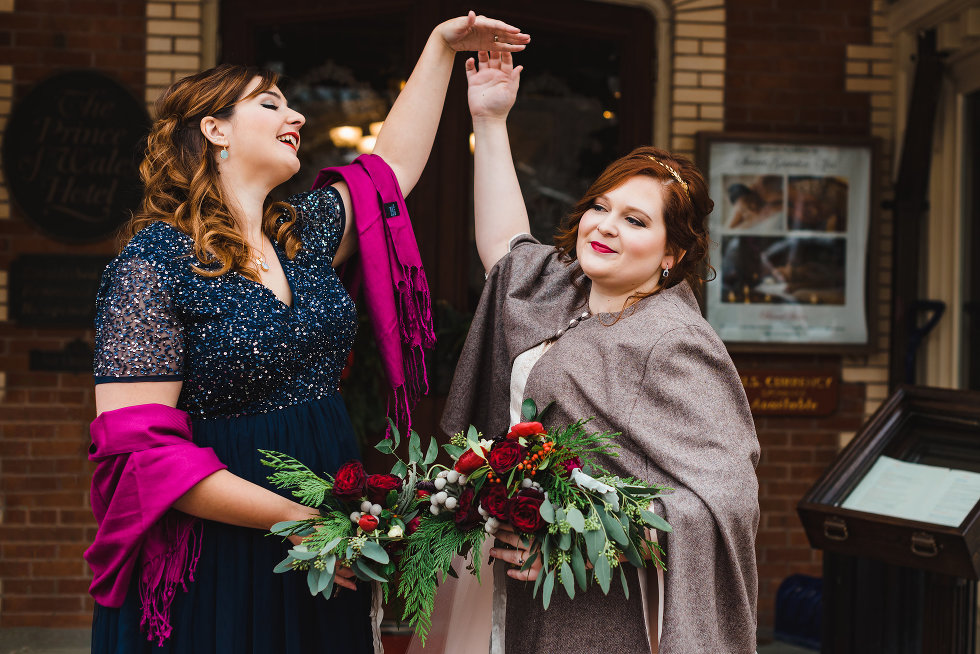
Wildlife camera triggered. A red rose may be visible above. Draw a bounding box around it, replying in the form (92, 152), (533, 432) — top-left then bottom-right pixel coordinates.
(454, 448), (487, 474)
(416, 490), (431, 500)
(518, 487), (545, 501)
(406, 516), (421, 535)
(506, 421), (544, 440)
(509, 495), (544, 533)
(358, 514), (379, 532)
(454, 487), (481, 529)
(562, 456), (582, 478)
(480, 484), (512, 520)
(366, 474), (403, 504)
(487, 440), (522, 474)
(333, 461), (367, 501)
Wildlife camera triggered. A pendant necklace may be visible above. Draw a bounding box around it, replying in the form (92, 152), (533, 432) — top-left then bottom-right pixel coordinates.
(255, 254), (270, 272)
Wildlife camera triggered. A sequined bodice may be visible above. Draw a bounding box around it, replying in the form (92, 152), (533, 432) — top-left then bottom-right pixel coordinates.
(93, 188), (357, 419)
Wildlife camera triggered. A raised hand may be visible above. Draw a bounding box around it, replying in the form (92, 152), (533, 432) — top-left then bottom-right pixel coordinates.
(438, 11), (530, 53)
(466, 51), (523, 121)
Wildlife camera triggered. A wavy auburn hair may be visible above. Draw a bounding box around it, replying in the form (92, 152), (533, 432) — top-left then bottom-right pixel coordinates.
(555, 145), (715, 303)
(126, 64), (301, 281)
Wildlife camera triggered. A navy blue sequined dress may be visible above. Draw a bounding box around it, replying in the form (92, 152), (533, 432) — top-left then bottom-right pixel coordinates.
(90, 187), (373, 654)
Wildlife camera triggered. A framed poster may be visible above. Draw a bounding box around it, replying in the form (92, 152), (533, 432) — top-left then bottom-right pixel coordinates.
(697, 133), (878, 352)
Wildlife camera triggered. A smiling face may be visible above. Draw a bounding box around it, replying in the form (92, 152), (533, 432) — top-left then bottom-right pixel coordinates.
(204, 77), (306, 190)
(575, 174), (677, 302)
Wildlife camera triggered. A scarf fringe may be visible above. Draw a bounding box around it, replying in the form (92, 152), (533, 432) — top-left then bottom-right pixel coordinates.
(138, 515), (202, 646)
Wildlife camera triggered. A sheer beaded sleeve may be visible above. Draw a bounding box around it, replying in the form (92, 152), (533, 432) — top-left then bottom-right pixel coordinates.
(289, 186), (346, 262)
(93, 256), (184, 384)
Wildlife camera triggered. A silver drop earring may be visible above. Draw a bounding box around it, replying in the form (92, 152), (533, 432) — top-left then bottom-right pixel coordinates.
(662, 267), (670, 278)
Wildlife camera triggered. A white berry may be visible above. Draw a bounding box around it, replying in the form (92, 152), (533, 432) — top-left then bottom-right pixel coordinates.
(444, 497), (458, 510)
(430, 505), (440, 515)
(435, 491), (448, 504)
(370, 504), (383, 516)
(434, 478), (447, 491)
(350, 512), (361, 522)
(458, 474), (468, 485)
(446, 471), (460, 484)
(437, 470), (449, 479)
(360, 501), (372, 513)
(521, 478), (533, 488)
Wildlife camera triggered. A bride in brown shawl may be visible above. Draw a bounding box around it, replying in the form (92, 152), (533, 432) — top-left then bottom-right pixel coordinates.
(440, 51), (761, 653)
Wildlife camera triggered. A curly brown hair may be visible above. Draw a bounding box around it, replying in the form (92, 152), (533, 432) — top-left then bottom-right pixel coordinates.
(554, 145), (715, 306)
(126, 64), (302, 281)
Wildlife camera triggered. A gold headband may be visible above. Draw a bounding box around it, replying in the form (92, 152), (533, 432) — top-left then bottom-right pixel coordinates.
(646, 156), (690, 201)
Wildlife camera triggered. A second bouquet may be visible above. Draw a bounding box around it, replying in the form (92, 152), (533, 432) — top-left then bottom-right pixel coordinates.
(261, 399), (673, 645)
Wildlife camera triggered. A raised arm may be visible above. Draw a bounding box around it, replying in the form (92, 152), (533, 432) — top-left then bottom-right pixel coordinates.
(332, 12), (529, 265)
(372, 12), (529, 195)
(466, 51), (530, 272)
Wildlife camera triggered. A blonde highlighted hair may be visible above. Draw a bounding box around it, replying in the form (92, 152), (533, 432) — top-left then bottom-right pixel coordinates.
(127, 64), (301, 280)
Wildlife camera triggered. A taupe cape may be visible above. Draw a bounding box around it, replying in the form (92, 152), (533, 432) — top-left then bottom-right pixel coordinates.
(442, 236), (760, 654)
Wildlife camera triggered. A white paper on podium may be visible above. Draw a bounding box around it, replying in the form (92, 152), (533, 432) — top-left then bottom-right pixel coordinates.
(840, 455), (980, 527)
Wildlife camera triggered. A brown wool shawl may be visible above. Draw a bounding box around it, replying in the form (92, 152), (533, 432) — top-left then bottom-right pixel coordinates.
(442, 236), (760, 654)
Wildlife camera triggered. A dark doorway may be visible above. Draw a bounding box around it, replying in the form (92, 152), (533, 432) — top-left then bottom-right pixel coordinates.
(964, 89), (980, 390)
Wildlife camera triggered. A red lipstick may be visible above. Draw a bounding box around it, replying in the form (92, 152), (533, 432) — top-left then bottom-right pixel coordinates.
(590, 241), (615, 254)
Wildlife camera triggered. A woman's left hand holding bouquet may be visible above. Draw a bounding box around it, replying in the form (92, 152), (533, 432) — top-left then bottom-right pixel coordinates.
(490, 523), (544, 581)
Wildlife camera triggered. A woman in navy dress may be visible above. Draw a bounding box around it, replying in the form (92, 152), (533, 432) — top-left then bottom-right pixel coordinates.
(88, 13), (529, 653)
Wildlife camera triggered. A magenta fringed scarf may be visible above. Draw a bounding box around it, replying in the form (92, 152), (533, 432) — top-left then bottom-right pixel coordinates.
(85, 403), (226, 644)
(312, 154), (436, 431)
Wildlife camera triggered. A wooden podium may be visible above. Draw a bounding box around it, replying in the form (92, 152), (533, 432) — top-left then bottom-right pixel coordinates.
(798, 386), (980, 653)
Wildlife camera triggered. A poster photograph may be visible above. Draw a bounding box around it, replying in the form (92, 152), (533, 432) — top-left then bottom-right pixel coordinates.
(698, 134), (876, 350)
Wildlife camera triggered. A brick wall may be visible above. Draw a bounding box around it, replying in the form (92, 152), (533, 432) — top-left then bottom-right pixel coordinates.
(0, 0), (146, 628)
(725, 0), (891, 638)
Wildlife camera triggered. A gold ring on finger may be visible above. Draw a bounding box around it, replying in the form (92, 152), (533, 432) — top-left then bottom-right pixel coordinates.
(493, 34), (499, 43)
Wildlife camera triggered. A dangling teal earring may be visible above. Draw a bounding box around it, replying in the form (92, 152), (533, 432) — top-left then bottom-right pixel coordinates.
(220, 146), (229, 160)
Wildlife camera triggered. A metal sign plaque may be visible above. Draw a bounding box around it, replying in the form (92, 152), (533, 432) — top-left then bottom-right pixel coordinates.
(740, 369), (839, 416)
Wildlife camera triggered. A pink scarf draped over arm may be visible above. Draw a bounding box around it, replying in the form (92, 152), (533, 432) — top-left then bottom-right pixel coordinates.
(312, 154), (435, 431)
(84, 403), (226, 644)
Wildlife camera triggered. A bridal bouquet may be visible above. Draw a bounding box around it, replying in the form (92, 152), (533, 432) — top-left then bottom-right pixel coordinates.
(261, 399), (672, 645)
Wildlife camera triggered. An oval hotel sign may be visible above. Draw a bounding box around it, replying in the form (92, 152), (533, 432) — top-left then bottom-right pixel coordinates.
(1, 70), (150, 242)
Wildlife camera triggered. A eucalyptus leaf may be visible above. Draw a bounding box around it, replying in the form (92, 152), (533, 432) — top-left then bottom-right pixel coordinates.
(360, 540), (390, 564)
(307, 567), (321, 595)
(270, 520), (303, 535)
(595, 555), (612, 594)
(542, 570), (555, 610)
(521, 398), (537, 421)
(540, 535), (553, 565)
(555, 507), (566, 524)
(353, 559), (389, 583)
(320, 573), (335, 600)
(558, 531), (572, 551)
(346, 546), (355, 560)
(350, 560), (374, 582)
(273, 555), (295, 574)
(619, 565), (630, 599)
(316, 565), (332, 594)
(391, 460), (408, 478)
(566, 506), (585, 533)
(374, 439), (394, 455)
(290, 548), (318, 561)
(323, 554), (336, 577)
(423, 437), (439, 466)
(539, 499), (555, 524)
(640, 509), (673, 533)
(443, 443), (465, 459)
(469, 441), (485, 456)
(321, 537), (342, 555)
(533, 566), (545, 598)
(598, 509), (629, 546)
(570, 546), (587, 591)
(408, 431), (423, 464)
(560, 562), (575, 599)
(623, 541), (644, 568)
(386, 418), (401, 449)
(585, 529), (604, 564)
(466, 425), (479, 444)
